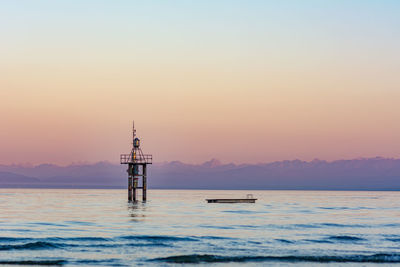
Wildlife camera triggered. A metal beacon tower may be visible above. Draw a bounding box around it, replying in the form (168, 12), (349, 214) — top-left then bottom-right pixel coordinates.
(120, 122), (152, 202)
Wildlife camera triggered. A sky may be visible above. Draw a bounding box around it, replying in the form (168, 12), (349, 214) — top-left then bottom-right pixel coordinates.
(1, 0), (400, 165)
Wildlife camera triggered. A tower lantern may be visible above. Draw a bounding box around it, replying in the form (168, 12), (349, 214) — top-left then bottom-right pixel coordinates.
(120, 122), (152, 202)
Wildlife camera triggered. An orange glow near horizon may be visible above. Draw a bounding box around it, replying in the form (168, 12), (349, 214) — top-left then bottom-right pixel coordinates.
(1, 1), (400, 165)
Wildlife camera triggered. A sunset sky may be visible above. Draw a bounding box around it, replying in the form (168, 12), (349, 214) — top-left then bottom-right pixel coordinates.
(1, 1), (400, 165)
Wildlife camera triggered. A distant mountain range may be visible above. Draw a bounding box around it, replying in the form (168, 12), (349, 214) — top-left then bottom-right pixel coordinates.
(1, 157), (400, 190)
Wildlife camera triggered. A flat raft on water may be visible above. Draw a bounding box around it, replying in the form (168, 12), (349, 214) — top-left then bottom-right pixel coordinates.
(206, 194), (257, 203)
(206, 198), (257, 203)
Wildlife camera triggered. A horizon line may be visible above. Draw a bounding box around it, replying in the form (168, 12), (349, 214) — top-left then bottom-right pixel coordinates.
(1, 156), (399, 168)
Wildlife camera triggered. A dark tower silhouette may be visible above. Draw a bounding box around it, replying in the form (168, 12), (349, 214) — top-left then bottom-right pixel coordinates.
(120, 122), (152, 202)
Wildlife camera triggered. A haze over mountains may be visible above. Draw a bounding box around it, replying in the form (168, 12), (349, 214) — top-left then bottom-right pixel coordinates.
(0, 157), (399, 190)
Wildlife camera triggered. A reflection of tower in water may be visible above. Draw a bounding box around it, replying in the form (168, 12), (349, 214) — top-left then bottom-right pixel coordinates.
(120, 122), (152, 202)
(127, 202), (147, 221)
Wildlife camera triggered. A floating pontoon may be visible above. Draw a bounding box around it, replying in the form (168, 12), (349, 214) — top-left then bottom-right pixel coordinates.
(206, 194), (257, 203)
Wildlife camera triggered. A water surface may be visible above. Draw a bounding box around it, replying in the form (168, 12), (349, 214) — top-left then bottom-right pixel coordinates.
(0, 189), (400, 266)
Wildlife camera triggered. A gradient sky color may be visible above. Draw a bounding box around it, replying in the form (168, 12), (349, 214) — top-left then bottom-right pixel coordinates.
(1, 1), (400, 165)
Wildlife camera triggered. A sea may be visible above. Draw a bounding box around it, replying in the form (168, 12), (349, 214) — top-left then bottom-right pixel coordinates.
(0, 189), (400, 266)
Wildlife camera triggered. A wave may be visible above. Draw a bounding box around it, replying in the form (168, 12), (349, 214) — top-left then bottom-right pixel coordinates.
(328, 235), (365, 241)
(382, 223), (400, 227)
(233, 224), (260, 229)
(0, 228), (35, 232)
(206, 223), (338, 231)
(150, 253), (400, 263)
(0, 237), (30, 242)
(28, 222), (67, 227)
(387, 238), (400, 242)
(261, 223), (321, 230)
(0, 235), (194, 251)
(320, 223), (366, 228)
(127, 242), (169, 247)
(0, 235), (233, 244)
(0, 241), (63, 251)
(0, 236), (111, 243)
(275, 239), (294, 244)
(64, 221), (96, 226)
(222, 210), (265, 214)
(0, 241), (175, 250)
(291, 223), (320, 228)
(196, 236), (235, 240)
(0, 260), (65, 265)
(302, 235), (365, 244)
(75, 259), (123, 265)
(199, 225), (235, 229)
(119, 235), (197, 242)
(304, 239), (333, 244)
(320, 223), (400, 228)
(318, 207), (354, 210)
(51, 236), (110, 242)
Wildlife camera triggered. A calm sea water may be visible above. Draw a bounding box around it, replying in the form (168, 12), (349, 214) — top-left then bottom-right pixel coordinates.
(0, 189), (400, 266)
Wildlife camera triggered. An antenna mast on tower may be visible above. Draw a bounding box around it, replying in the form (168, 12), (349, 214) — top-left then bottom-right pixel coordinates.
(120, 122), (152, 202)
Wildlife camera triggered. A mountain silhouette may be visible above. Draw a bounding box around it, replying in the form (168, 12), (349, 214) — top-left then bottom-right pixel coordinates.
(0, 157), (399, 190)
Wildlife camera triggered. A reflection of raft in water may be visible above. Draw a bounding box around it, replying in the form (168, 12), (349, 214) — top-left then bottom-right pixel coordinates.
(206, 194), (257, 203)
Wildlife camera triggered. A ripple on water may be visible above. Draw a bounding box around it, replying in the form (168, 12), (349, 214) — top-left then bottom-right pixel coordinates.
(0, 241), (64, 251)
(222, 210), (266, 214)
(327, 235), (365, 242)
(275, 239), (295, 244)
(118, 235), (197, 242)
(199, 225), (235, 230)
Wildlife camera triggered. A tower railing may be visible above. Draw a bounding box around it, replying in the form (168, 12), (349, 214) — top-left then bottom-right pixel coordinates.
(120, 154), (152, 164)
